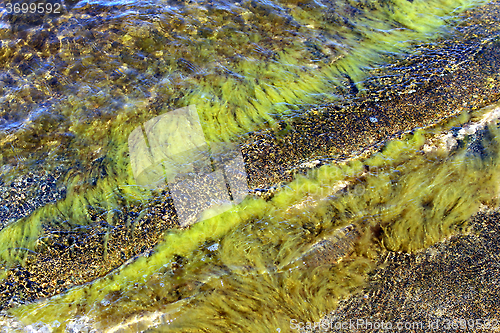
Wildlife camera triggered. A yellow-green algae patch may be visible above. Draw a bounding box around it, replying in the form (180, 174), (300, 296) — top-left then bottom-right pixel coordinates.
(0, 0), (497, 327)
(186, 0), (489, 141)
(8, 104), (500, 331)
(0, 0), (490, 270)
(0, 0), (490, 282)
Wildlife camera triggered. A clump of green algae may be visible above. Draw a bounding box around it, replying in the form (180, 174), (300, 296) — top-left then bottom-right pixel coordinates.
(0, 0), (489, 266)
(0, 0), (499, 330)
(8, 103), (500, 331)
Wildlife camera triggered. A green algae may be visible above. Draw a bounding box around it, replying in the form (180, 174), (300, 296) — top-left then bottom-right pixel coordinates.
(186, 0), (488, 141)
(1, 0), (500, 329)
(0, 0), (490, 261)
(8, 103), (500, 331)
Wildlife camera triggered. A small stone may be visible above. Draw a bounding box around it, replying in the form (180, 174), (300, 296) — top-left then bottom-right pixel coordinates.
(207, 243), (219, 252)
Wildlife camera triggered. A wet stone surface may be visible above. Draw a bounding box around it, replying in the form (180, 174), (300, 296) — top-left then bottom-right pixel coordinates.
(0, 167), (66, 229)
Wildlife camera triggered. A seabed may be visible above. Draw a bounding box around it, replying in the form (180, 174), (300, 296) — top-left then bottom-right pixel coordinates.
(0, 0), (499, 332)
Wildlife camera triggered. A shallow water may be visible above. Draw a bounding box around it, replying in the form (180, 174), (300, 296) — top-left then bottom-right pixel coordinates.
(0, 0), (499, 332)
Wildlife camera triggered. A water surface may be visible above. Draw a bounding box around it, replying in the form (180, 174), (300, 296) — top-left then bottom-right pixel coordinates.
(0, 0), (499, 331)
